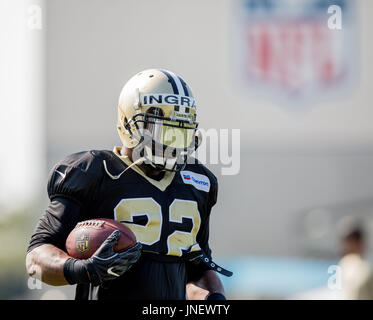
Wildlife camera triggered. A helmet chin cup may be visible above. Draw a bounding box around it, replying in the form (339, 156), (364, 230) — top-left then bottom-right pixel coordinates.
(133, 141), (190, 172)
(149, 157), (187, 173)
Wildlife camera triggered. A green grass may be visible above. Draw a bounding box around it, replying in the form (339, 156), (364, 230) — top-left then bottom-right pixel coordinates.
(0, 206), (36, 299)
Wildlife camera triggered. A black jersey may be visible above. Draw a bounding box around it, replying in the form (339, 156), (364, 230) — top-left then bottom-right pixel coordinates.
(27, 147), (219, 300)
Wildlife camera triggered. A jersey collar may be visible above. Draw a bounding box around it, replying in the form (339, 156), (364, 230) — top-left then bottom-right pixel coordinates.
(112, 146), (175, 192)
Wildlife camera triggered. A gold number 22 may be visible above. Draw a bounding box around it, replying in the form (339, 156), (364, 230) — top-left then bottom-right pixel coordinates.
(114, 198), (201, 257)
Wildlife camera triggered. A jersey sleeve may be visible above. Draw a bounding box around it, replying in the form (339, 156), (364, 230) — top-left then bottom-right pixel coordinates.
(27, 151), (103, 253)
(197, 170), (218, 258)
(27, 197), (84, 253)
(186, 169), (219, 282)
(47, 151), (102, 205)
(208, 172), (218, 208)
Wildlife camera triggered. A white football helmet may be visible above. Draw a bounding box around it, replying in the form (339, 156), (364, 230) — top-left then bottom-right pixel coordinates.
(117, 69), (199, 172)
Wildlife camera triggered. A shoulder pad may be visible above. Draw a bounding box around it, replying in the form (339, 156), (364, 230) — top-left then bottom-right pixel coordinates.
(96, 150), (129, 179)
(47, 150), (111, 204)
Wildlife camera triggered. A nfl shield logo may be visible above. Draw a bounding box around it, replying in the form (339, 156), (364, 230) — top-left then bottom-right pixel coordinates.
(76, 233), (90, 253)
(232, 0), (357, 106)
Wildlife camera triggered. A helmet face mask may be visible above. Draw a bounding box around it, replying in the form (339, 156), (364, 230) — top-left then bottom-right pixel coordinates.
(117, 69), (199, 172)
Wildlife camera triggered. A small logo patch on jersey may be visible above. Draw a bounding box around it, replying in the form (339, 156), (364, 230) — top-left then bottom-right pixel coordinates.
(180, 171), (210, 192)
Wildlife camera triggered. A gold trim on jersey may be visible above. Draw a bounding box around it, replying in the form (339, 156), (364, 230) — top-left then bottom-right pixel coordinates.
(113, 146), (175, 191)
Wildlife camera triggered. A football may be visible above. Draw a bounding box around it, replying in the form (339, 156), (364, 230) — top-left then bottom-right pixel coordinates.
(65, 218), (137, 259)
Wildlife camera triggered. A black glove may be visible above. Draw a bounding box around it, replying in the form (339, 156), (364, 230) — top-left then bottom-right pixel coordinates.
(205, 292), (226, 300)
(64, 230), (142, 286)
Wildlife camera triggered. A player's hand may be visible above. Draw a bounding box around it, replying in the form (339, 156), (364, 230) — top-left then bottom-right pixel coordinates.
(64, 230), (142, 286)
(86, 230), (142, 285)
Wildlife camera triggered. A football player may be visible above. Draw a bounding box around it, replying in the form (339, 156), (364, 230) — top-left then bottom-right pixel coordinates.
(26, 69), (232, 300)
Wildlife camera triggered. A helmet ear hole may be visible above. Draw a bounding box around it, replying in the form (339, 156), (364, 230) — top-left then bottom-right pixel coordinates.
(122, 117), (129, 132)
(147, 107), (164, 116)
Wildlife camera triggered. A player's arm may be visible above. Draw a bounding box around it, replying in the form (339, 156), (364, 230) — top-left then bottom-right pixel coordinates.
(187, 270), (225, 300)
(26, 197), (83, 286)
(26, 196), (141, 287)
(26, 243), (70, 286)
(26, 158), (141, 287)
(186, 170), (230, 300)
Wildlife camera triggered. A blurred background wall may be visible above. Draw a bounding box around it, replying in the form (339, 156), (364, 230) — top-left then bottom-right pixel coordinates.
(1, 0), (373, 299)
(0, 0), (45, 299)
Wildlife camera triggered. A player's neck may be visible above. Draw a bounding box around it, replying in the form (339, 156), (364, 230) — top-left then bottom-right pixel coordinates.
(120, 146), (165, 180)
